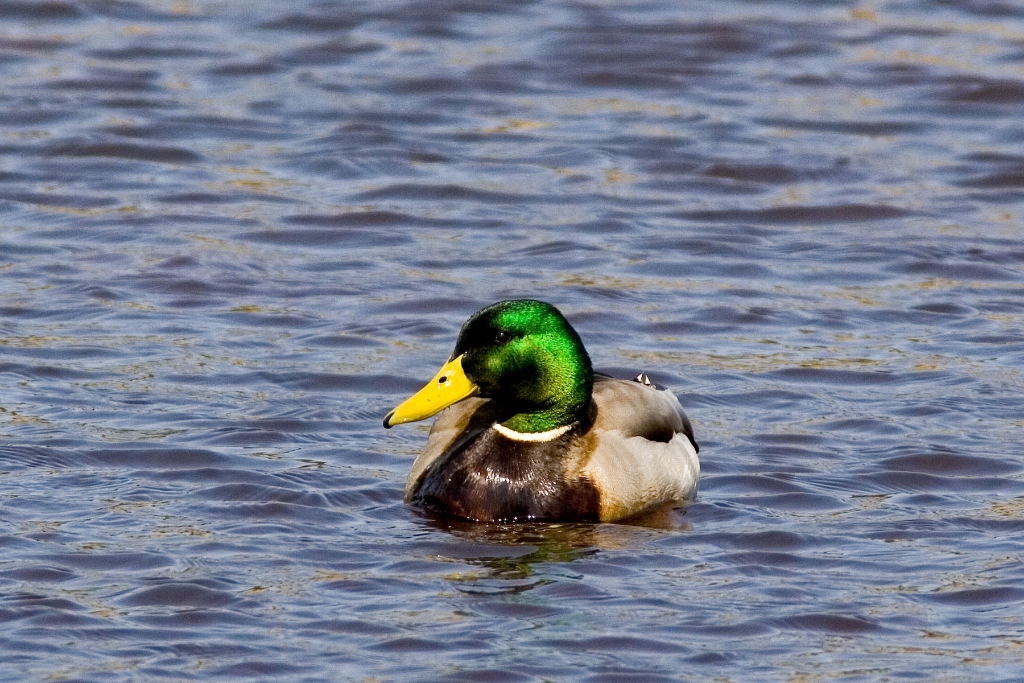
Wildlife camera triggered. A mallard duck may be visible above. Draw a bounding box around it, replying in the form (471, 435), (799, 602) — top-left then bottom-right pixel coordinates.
(383, 299), (699, 523)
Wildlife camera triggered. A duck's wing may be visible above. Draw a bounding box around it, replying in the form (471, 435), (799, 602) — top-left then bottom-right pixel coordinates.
(577, 378), (700, 521)
(591, 375), (697, 449)
(403, 397), (502, 502)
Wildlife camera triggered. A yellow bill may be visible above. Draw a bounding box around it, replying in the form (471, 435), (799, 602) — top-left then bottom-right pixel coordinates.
(383, 354), (480, 428)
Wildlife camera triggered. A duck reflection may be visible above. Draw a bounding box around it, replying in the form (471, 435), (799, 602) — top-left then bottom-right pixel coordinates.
(414, 505), (693, 594)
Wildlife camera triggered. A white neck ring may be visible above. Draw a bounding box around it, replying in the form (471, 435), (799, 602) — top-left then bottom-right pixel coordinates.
(492, 422), (575, 442)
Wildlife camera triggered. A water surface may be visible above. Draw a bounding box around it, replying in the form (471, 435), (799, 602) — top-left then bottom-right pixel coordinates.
(1, 1), (1023, 681)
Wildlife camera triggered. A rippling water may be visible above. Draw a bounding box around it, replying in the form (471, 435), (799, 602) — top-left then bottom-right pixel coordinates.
(2, 0), (1023, 680)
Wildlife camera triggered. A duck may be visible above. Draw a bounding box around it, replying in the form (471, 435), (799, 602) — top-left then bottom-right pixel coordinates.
(383, 299), (699, 523)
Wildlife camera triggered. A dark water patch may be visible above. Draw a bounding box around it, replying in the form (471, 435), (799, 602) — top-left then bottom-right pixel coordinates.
(890, 403), (952, 418)
(49, 142), (202, 164)
(305, 121), (398, 148)
(128, 272), (256, 298)
(659, 174), (770, 194)
(878, 451), (1020, 476)
(716, 530), (806, 551)
(942, 76), (1024, 104)
(156, 191), (255, 204)
(684, 651), (734, 666)
(951, 516), (1024, 534)
(818, 417), (908, 435)
(0, 108), (70, 126)
(767, 367), (900, 385)
(36, 552), (172, 572)
(888, 260), (1018, 281)
(959, 168), (1024, 189)
(219, 310), (321, 329)
(157, 255), (199, 269)
(82, 447), (235, 470)
(0, 566), (77, 582)
(303, 619), (403, 637)
(0, 361), (98, 380)
(209, 661), (310, 678)
(474, 600), (565, 620)
(133, 608), (260, 628)
(0, 1), (82, 19)
(370, 636), (462, 652)
(959, 333), (1024, 345)
(2, 191), (118, 209)
(87, 45), (229, 61)
(98, 97), (176, 110)
(354, 182), (534, 204)
(758, 118), (925, 136)
(385, 76), (482, 95)
(237, 228), (408, 248)
(284, 210), (435, 227)
(119, 582), (237, 608)
(317, 574), (429, 596)
(549, 19), (766, 88)
(47, 76), (157, 93)
(437, 669), (535, 683)
(865, 472), (1014, 494)
(3, 594), (85, 613)
(100, 115), (280, 142)
(778, 613), (879, 634)
(643, 235), (763, 256)
(964, 188), (1024, 203)
(0, 35), (69, 52)
(961, 152), (1024, 164)
(919, 586), (1024, 606)
(911, 302), (976, 316)
(259, 12), (362, 32)
(948, 1), (1024, 18)
(280, 39), (384, 66)
(516, 240), (604, 257)
(583, 672), (681, 683)
(677, 204), (911, 224)
(535, 635), (690, 655)
(300, 332), (383, 348)
(198, 428), (296, 448)
(208, 61), (280, 77)
(702, 163), (802, 184)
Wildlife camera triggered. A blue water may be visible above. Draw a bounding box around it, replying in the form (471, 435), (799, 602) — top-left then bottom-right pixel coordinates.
(1, 1), (1023, 680)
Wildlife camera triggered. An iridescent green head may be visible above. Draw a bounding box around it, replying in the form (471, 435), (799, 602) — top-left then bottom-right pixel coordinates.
(455, 300), (593, 432)
(383, 300), (593, 433)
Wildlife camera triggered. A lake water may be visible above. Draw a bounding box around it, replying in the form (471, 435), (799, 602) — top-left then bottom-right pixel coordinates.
(1, 0), (1023, 680)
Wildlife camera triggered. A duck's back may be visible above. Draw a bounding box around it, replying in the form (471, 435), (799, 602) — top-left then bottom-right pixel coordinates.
(579, 377), (700, 521)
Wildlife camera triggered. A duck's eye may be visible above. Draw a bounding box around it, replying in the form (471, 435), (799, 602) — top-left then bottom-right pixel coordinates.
(494, 330), (512, 344)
